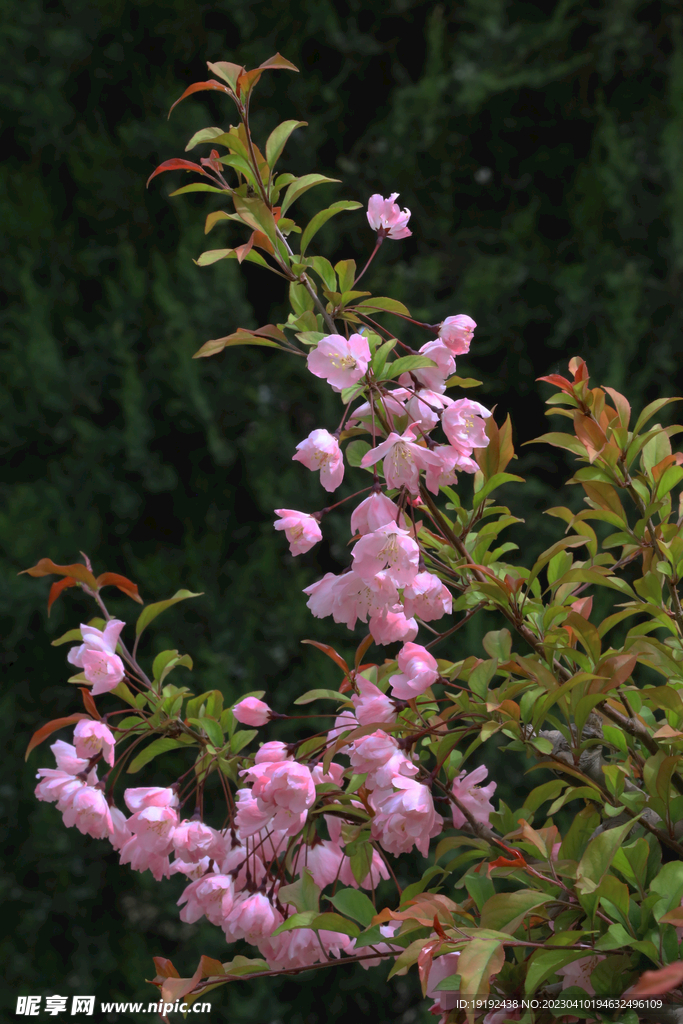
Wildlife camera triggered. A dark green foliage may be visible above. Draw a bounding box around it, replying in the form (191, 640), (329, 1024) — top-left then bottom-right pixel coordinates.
(2, 0), (682, 1019)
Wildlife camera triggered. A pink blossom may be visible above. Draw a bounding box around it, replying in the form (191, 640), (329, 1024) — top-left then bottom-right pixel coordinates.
(365, 751), (419, 792)
(35, 769), (86, 810)
(351, 676), (397, 726)
(405, 389), (452, 431)
(349, 390), (407, 430)
(557, 955), (604, 995)
(402, 571), (452, 622)
(398, 341), (455, 394)
(244, 760), (316, 816)
(67, 619), (126, 696)
(62, 786), (114, 840)
(389, 642), (439, 699)
(261, 924), (354, 969)
(372, 777), (443, 856)
(349, 730), (399, 775)
(118, 836), (171, 881)
(369, 605), (418, 645)
(234, 788), (274, 837)
(438, 314), (476, 355)
(292, 429), (344, 492)
(307, 333), (371, 390)
(172, 820), (221, 863)
(224, 892), (282, 942)
(354, 921), (402, 968)
(274, 509), (322, 555)
(304, 569), (399, 632)
(327, 709), (359, 743)
(128, 805), (179, 854)
(352, 522), (420, 586)
(124, 787), (178, 813)
(350, 492), (401, 537)
(339, 847), (390, 890)
(361, 424), (443, 495)
(311, 761), (345, 787)
(254, 740), (291, 764)
(442, 398), (492, 453)
(170, 856), (212, 882)
(426, 953), (462, 1013)
(51, 739), (91, 775)
(233, 696), (271, 727)
(109, 807), (132, 851)
(73, 719), (116, 766)
(178, 872), (235, 926)
(366, 192), (412, 239)
(451, 765), (496, 829)
(303, 840), (344, 888)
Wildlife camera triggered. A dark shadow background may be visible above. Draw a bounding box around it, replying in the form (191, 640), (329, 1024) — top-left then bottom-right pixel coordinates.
(2, 0), (683, 1020)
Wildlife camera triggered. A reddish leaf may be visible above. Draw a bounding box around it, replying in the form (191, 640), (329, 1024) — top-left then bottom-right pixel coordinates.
(570, 595), (593, 620)
(301, 640), (349, 674)
(418, 938), (444, 997)
(168, 80), (233, 118)
(25, 713), (90, 761)
(79, 688), (101, 720)
(236, 68), (264, 97)
(626, 961), (683, 997)
(537, 373), (574, 394)
(354, 634), (374, 670)
(487, 851), (526, 873)
(19, 558), (98, 591)
(258, 53), (300, 72)
(47, 575), (77, 615)
(95, 572), (143, 604)
(153, 958), (180, 980)
(146, 158), (212, 189)
(569, 356), (589, 382)
(234, 234), (256, 263)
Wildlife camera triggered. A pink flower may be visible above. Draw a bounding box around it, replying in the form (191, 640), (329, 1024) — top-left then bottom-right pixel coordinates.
(239, 761), (316, 836)
(371, 777), (443, 856)
(349, 390), (407, 430)
(172, 820), (221, 863)
(128, 805), (179, 854)
(224, 892), (282, 942)
(354, 921), (402, 969)
(399, 341), (454, 394)
(442, 398), (492, 453)
(304, 569), (399, 632)
(61, 785), (114, 840)
(67, 619), (126, 696)
(339, 847), (390, 890)
(233, 696), (271, 727)
(360, 424), (443, 495)
(35, 769), (86, 810)
(557, 955), (604, 995)
(274, 509), (322, 555)
(109, 807), (132, 851)
(350, 492), (401, 537)
(254, 740), (291, 764)
(327, 710), (359, 743)
(426, 953), (461, 1014)
(438, 314), (476, 355)
(352, 522), (420, 586)
(451, 765), (496, 829)
(261, 923), (354, 969)
(303, 840), (344, 888)
(369, 605), (418, 645)
(51, 739), (91, 775)
(293, 429), (344, 492)
(124, 787), (178, 812)
(389, 642), (439, 699)
(351, 676), (396, 726)
(405, 389), (452, 431)
(118, 836), (171, 881)
(366, 192), (412, 239)
(349, 731), (399, 775)
(307, 333), (371, 390)
(178, 872), (235, 926)
(73, 719), (116, 766)
(234, 788), (274, 836)
(402, 571), (452, 622)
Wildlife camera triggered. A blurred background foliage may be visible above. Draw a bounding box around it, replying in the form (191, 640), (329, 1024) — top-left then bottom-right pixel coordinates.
(2, 0), (683, 1019)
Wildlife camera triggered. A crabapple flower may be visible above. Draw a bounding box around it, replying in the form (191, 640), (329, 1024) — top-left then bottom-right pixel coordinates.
(254, 740), (291, 764)
(398, 341), (455, 394)
(233, 696), (271, 727)
(351, 676), (397, 725)
(438, 314), (476, 355)
(61, 785), (114, 840)
(348, 731), (399, 775)
(349, 390), (407, 430)
(303, 839), (344, 888)
(73, 719), (116, 766)
(67, 619), (126, 696)
(124, 787), (178, 812)
(339, 847), (390, 890)
(402, 571), (453, 622)
(352, 522), (420, 586)
(128, 804), (179, 854)
(405, 389), (452, 431)
(35, 769), (87, 810)
(172, 819), (221, 863)
(366, 192), (412, 239)
(51, 739), (91, 775)
(442, 398), (492, 454)
(224, 892), (282, 942)
(360, 423), (443, 495)
(240, 760), (316, 836)
(109, 807), (132, 851)
(178, 872), (235, 926)
(261, 923), (354, 970)
(371, 777), (443, 856)
(369, 605), (418, 645)
(303, 569), (399, 632)
(118, 836), (171, 881)
(388, 642), (439, 699)
(426, 953), (462, 1015)
(274, 509), (322, 555)
(307, 333), (371, 390)
(451, 765), (496, 829)
(293, 429), (344, 492)
(350, 492), (402, 537)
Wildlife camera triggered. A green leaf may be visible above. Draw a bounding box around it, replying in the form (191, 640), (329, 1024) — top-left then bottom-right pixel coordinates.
(265, 119), (308, 169)
(127, 738), (187, 773)
(280, 174), (340, 217)
(452, 939), (504, 998)
(278, 868), (320, 914)
(233, 195), (279, 246)
(325, 889), (377, 927)
(168, 183), (226, 196)
(294, 689), (351, 705)
(346, 439), (371, 467)
(184, 126), (226, 151)
(310, 912), (360, 937)
(354, 296), (410, 316)
(299, 203), (362, 256)
(633, 397), (682, 436)
(445, 375), (483, 389)
(195, 248), (237, 266)
(229, 728), (257, 754)
(136, 590), (204, 637)
(380, 355), (437, 380)
(305, 255), (337, 292)
(524, 949), (592, 996)
(335, 259), (357, 293)
(51, 627), (87, 647)
(370, 338), (397, 378)
(463, 873), (495, 912)
(271, 911), (318, 935)
(575, 818), (640, 894)
(222, 956), (270, 977)
(479, 891), (553, 934)
(152, 649), (193, 686)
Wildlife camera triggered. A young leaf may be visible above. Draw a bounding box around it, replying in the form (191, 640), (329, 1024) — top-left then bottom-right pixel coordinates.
(25, 713), (90, 761)
(381, 355), (436, 380)
(135, 590), (204, 638)
(265, 119), (308, 169)
(280, 174), (341, 217)
(127, 738), (187, 774)
(298, 203), (362, 256)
